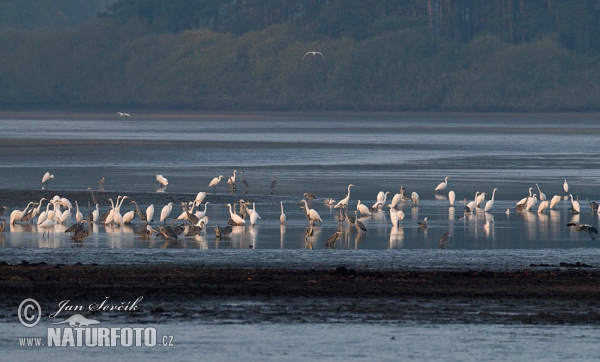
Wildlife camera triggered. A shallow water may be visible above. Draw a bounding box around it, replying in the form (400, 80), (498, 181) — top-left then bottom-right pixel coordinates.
(1, 112), (599, 254)
(4, 322), (600, 361)
(2, 112), (600, 360)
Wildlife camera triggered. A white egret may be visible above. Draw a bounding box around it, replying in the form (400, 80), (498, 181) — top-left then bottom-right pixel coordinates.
(156, 174), (169, 187)
(122, 210), (136, 224)
(303, 51), (325, 60)
(227, 170), (237, 188)
(448, 190), (456, 206)
(92, 204), (100, 223)
(38, 217), (57, 237)
(160, 202), (173, 224)
(435, 176), (449, 192)
(397, 210), (405, 220)
(300, 199), (322, 225)
(410, 192), (419, 205)
(569, 194), (580, 214)
(537, 200), (549, 213)
(42, 172), (54, 187)
(195, 202), (210, 219)
(389, 193), (402, 208)
(517, 187), (534, 206)
(549, 195), (561, 210)
(104, 198), (116, 225)
(10, 202), (34, 224)
(194, 192), (206, 206)
(117, 112), (131, 117)
(476, 192), (486, 208)
(37, 202), (52, 225)
(388, 205), (399, 227)
(484, 188), (498, 212)
(536, 183), (547, 201)
(563, 179), (569, 194)
(371, 191), (389, 211)
(334, 184), (355, 209)
(247, 202), (261, 226)
(525, 194), (538, 211)
(466, 192), (479, 212)
(226, 203), (245, 225)
(146, 204), (155, 223)
(209, 175), (224, 189)
(279, 202), (286, 224)
(75, 201), (83, 223)
(356, 200), (372, 216)
(59, 204), (71, 224)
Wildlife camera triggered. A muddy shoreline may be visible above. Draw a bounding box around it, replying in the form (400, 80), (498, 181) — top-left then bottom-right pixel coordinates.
(2, 263), (600, 325)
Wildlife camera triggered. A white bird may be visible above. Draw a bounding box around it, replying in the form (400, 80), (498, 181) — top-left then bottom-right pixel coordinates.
(303, 51), (325, 60)
(537, 200), (550, 213)
(371, 191), (389, 211)
(160, 202), (173, 224)
(92, 204), (99, 223)
(37, 201), (52, 225)
(209, 175), (224, 189)
(194, 192), (206, 206)
(435, 176), (449, 192)
(227, 203), (245, 225)
(156, 174), (169, 187)
(418, 217), (428, 228)
(146, 204), (155, 223)
(58, 204), (71, 224)
(569, 194), (580, 214)
(334, 184), (355, 209)
(248, 202), (261, 226)
(536, 183), (547, 201)
(466, 192), (479, 212)
(10, 202), (34, 224)
(563, 179), (569, 194)
(476, 192), (486, 208)
(38, 217), (57, 237)
(42, 172), (54, 187)
(195, 202), (210, 219)
(227, 170), (237, 188)
(525, 194), (538, 211)
(279, 202), (286, 225)
(300, 199), (322, 225)
(549, 195), (562, 210)
(356, 200), (372, 216)
(389, 193), (402, 208)
(410, 192), (419, 205)
(517, 187), (534, 206)
(484, 188), (498, 212)
(104, 198), (116, 225)
(448, 190), (456, 206)
(397, 210), (405, 220)
(117, 112), (131, 117)
(388, 205), (399, 227)
(75, 201), (83, 224)
(122, 210), (136, 224)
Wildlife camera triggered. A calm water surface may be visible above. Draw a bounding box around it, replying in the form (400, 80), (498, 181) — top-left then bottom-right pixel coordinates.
(2, 112), (600, 360)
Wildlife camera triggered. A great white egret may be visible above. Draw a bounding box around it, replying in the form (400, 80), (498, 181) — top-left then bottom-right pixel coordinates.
(448, 190), (456, 206)
(195, 202), (210, 219)
(549, 195), (562, 210)
(356, 200), (372, 216)
(388, 205), (399, 227)
(537, 200), (549, 213)
(484, 188), (498, 212)
(435, 176), (449, 192)
(334, 184), (355, 209)
(525, 194), (538, 211)
(279, 202), (286, 224)
(160, 202), (173, 224)
(194, 192), (206, 206)
(536, 183), (547, 201)
(563, 179), (569, 194)
(300, 199), (322, 225)
(411, 192), (419, 205)
(371, 191), (389, 211)
(42, 172), (54, 188)
(146, 204), (155, 223)
(209, 175), (223, 189)
(226, 203), (245, 225)
(303, 51), (325, 60)
(227, 170), (237, 189)
(476, 192), (486, 208)
(517, 187), (534, 206)
(569, 194), (580, 213)
(248, 202), (261, 226)
(75, 201), (83, 224)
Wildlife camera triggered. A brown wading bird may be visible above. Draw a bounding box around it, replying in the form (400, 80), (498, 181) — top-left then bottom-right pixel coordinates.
(439, 232), (451, 249)
(325, 231), (342, 247)
(136, 227), (157, 239)
(71, 221), (90, 243)
(566, 222), (598, 240)
(0, 220), (5, 232)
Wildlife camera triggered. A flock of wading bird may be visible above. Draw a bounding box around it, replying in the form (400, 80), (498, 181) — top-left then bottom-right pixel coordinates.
(1, 172), (599, 247)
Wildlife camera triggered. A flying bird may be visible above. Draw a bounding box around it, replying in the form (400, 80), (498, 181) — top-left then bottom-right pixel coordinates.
(566, 222), (598, 240)
(303, 51), (325, 60)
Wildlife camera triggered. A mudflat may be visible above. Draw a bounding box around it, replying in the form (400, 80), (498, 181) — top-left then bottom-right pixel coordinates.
(2, 263), (600, 325)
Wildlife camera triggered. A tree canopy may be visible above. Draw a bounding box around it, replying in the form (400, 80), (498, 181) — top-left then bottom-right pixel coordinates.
(1, 0), (600, 111)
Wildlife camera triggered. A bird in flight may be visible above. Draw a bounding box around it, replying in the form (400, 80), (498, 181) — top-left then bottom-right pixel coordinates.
(303, 51), (325, 60)
(117, 112), (131, 117)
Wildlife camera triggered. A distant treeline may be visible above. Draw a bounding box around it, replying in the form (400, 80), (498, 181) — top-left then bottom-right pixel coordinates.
(1, 0), (600, 111)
